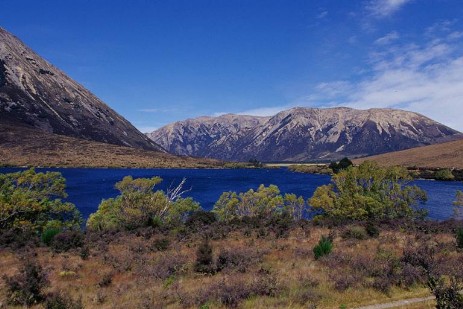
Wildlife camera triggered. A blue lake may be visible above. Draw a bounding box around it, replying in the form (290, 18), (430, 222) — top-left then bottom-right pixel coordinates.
(1, 168), (461, 221)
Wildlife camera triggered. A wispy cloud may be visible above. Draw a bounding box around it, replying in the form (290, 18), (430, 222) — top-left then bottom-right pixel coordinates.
(317, 10), (328, 19)
(307, 23), (463, 131)
(366, 0), (413, 18)
(374, 31), (399, 45)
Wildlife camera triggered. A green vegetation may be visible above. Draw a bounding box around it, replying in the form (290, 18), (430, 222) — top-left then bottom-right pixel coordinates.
(434, 168), (455, 181)
(2, 167), (463, 308)
(313, 235), (333, 260)
(0, 168), (81, 233)
(328, 157), (353, 174)
(87, 176), (200, 231)
(287, 164), (333, 175)
(212, 184), (306, 222)
(309, 161), (427, 220)
(454, 190), (463, 219)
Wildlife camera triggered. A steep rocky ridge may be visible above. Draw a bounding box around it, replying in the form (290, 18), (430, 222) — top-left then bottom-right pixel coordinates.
(148, 107), (462, 162)
(0, 27), (161, 150)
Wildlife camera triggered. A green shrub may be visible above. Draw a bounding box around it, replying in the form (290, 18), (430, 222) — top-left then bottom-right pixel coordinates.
(456, 228), (463, 249)
(313, 236), (333, 260)
(434, 169), (455, 181)
(365, 222), (380, 238)
(309, 161), (427, 220)
(0, 168), (82, 233)
(87, 176), (200, 231)
(213, 185), (306, 222)
(41, 228), (60, 246)
(194, 238), (215, 274)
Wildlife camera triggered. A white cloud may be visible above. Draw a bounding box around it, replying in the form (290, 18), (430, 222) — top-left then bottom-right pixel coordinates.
(367, 0), (413, 18)
(374, 31), (399, 45)
(310, 30), (463, 131)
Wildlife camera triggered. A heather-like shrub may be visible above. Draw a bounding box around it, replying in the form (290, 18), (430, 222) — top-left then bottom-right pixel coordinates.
(313, 236), (333, 260)
(195, 238), (215, 274)
(457, 227), (463, 249)
(151, 238), (170, 251)
(51, 231), (84, 253)
(428, 276), (463, 308)
(45, 291), (83, 309)
(216, 247), (261, 273)
(342, 225), (368, 240)
(3, 261), (48, 306)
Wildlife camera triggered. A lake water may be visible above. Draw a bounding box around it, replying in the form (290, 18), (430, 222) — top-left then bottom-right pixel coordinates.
(1, 168), (461, 221)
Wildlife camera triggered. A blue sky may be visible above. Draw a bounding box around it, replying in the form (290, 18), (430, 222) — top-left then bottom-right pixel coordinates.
(1, 0), (463, 132)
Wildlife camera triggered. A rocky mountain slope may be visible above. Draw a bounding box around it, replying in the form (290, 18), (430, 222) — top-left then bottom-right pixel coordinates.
(148, 107), (462, 162)
(0, 27), (161, 150)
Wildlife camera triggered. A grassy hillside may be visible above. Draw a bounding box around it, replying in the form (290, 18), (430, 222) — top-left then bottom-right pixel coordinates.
(0, 122), (222, 168)
(354, 139), (463, 169)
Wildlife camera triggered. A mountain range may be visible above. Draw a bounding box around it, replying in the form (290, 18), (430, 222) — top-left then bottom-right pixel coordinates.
(148, 107), (462, 162)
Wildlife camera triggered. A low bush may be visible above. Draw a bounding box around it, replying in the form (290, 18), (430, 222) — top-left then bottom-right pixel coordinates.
(51, 231), (84, 253)
(365, 221), (380, 238)
(151, 238), (170, 251)
(45, 291), (83, 309)
(194, 238), (215, 274)
(456, 227), (463, 249)
(342, 225), (368, 240)
(216, 247), (261, 273)
(186, 210), (217, 229)
(313, 236), (333, 260)
(3, 261), (48, 306)
(434, 169), (455, 181)
(41, 228), (61, 246)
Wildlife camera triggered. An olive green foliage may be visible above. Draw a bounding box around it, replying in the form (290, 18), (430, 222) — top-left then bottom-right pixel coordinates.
(309, 161), (427, 220)
(212, 184), (306, 222)
(329, 157), (353, 174)
(313, 236), (333, 260)
(434, 169), (455, 181)
(0, 168), (81, 232)
(453, 190), (463, 220)
(87, 176), (200, 231)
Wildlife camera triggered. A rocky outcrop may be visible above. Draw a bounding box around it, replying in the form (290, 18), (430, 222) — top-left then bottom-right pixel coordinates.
(0, 27), (162, 150)
(148, 107), (462, 162)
